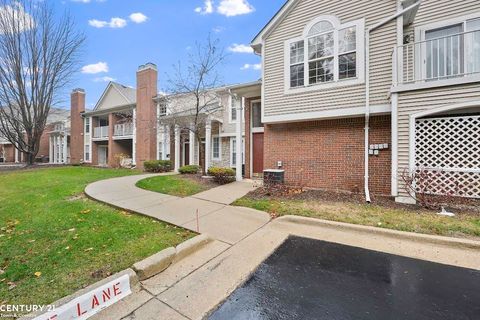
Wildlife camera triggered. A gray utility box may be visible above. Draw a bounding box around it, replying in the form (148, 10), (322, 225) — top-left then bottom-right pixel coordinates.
(264, 169), (285, 184)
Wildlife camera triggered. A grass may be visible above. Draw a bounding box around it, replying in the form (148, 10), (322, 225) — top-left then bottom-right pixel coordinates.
(233, 197), (480, 240)
(0, 167), (194, 305)
(136, 175), (212, 197)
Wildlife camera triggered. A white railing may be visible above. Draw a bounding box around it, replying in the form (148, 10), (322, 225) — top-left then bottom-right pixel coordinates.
(394, 30), (480, 85)
(93, 126), (109, 139)
(114, 122), (134, 137)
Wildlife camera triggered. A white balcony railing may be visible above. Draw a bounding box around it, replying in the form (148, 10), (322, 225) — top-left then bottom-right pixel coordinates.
(393, 30), (480, 85)
(93, 126), (109, 139)
(114, 122), (134, 137)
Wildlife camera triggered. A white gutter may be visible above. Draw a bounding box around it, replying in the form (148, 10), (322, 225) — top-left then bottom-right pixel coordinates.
(364, 0), (422, 203)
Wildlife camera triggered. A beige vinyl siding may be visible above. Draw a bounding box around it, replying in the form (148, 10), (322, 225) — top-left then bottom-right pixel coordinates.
(263, 0), (397, 118)
(396, 84), (480, 196)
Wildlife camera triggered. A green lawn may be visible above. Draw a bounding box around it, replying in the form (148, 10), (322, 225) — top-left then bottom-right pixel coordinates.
(0, 167), (193, 305)
(234, 197), (480, 240)
(136, 175), (212, 197)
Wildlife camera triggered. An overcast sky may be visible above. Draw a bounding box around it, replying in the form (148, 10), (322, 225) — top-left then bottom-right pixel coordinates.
(56, 0), (285, 109)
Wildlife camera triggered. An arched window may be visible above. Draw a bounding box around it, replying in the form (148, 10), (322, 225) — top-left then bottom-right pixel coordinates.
(286, 16), (364, 90)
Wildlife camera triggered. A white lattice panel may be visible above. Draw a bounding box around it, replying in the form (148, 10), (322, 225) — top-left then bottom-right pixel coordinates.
(415, 115), (480, 199)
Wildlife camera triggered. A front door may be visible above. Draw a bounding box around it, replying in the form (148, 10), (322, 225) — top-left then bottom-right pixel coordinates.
(252, 133), (264, 174)
(98, 146), (108, 166)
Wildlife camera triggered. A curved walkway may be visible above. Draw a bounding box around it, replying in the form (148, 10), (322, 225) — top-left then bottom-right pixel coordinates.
(85, 174), (271, 245)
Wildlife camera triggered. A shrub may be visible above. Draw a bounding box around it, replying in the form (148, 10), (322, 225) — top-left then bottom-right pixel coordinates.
(144, 160), (173, 173)
(178, 165), (201, 175)
(208, 167), (236, 185)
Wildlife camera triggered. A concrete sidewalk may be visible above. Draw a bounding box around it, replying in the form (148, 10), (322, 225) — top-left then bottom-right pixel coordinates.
(85, 174), (270, 245)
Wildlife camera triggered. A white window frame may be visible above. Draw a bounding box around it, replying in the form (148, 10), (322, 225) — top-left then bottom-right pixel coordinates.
(84, 144), (90, 162)
(284, 16), (365, 95)
(212, 136), (221, 160)
(250, 99), (264, 133)
(230, 137), (245, 167)
(415, 12), (480, 82)
(229, 95), (237, 123)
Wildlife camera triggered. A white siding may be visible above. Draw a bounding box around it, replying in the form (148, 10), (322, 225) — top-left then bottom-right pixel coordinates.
(263, 0), (397, 118)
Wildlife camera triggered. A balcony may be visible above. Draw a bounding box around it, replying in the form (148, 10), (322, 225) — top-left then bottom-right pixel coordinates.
(114, 122), (134, 137)
(93, 126), (109, 139)
(393, 30), (480, 90)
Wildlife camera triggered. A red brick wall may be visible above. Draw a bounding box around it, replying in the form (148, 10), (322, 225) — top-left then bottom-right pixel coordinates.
(1, 144), (15, 162)
(264, 115), (391, 195)
(135, 64), (158, 169)
(70, 89), (86, 164)
(37, 124), (53, 158)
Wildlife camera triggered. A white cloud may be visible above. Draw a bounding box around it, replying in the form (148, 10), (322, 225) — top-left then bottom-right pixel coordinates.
(88, 17), (127, 29)
(129, 12), (148, 24)
(217, 0), (254, 17)
(0, 2), (35, 34)
(93, 76), (115, 82)
(82, 62), (109, 74)
(228, 43), (253, 54)
(212, 26), (225, 33)
(195, 0), (213, 15)
(241, 63), (261, 70)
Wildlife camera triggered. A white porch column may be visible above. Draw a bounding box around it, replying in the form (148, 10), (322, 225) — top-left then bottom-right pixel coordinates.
(235, 97), (243, 182)
(52, 136), (57, 163)
(189, 124), (195, 165)
(205, 118), (212, 171)
(163, 125), (169, 160)
(63, 134), (68, 163)
(14, 147), (19, 163)
(132, 109), (137, 165)
(174, 125), (181, 172)
(49, 136), (53, 163)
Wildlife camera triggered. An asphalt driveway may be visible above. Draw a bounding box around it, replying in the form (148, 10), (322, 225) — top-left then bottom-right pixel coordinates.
(209, 236), (480, 320)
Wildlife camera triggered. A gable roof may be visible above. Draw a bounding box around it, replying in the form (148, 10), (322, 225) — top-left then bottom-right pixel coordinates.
(251, 0), (297, 52)
(94, 82), (136, 111)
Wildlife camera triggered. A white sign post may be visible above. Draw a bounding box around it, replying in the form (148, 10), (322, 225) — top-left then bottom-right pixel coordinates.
(34, 274), (131, 320)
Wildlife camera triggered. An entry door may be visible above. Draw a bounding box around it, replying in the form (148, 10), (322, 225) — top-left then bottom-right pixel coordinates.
(252, 133), (264, 174)
(184, 143), (190, 166)
(98, 146), (108, 166)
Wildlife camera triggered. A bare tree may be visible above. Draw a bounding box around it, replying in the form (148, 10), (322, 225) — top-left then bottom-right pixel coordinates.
(0, 0), (84, 164)
(161, 36), (227, 174)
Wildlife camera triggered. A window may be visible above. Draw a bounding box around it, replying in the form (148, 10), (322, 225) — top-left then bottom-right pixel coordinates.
(230, 97), (237, 122)
(85, 145), (90, 161)
(158, 142), (163, 160)
(251, 101), (263, 128)
(286, 16), (364, 91)
(422, 16), (480, 80)
(212, 137), (220, 160)
(230, 137), (245, 167)
(85, 118), (90, 133)
(158, 102), (167, 117)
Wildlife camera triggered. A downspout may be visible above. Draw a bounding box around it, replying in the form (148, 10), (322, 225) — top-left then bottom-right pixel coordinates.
(364, 0), (422, 203)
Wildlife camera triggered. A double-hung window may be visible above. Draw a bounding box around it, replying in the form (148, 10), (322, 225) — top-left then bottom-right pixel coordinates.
(421, 16), (480, 81)
(85, 145), (90, 162)
(212, 137), (220, 160)
(286, 16), (364, 91)
(85, 117), (90, 133)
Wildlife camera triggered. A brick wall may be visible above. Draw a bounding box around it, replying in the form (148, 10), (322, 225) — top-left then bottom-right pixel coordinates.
(37, 124), (53, 158)
(70, 89), (86, 164)
(135, 63), (158, 169)
(264, 115), (391, 195)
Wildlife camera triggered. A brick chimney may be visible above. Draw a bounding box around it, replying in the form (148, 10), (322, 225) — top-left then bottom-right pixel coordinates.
(135, 63), (158, 168)
(70, 88), (86, 164)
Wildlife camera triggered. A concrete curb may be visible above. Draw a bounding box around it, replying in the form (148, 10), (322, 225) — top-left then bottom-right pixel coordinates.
(132, 234), (215, 281)
(174, 234), (214, 263)
(276, 215), (480, 250)
(19, 268), (139, 320)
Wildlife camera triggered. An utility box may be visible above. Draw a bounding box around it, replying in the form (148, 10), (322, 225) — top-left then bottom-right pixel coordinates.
(264, 169), (285, 184)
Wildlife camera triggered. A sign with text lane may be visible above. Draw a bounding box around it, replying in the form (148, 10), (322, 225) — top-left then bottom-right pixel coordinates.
(34, 274), (131, 320)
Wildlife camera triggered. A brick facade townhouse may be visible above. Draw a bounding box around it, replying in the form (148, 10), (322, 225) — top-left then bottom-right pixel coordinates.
(5, 0), (478, 206)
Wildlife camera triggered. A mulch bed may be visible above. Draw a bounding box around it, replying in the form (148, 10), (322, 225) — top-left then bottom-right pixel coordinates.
(245, 187), (480, 216)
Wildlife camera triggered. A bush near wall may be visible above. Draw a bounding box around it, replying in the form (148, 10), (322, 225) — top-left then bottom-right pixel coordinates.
(144, 160), (173, 173)
(208, 167), (236, 185)
(178, 165), (201, 175)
